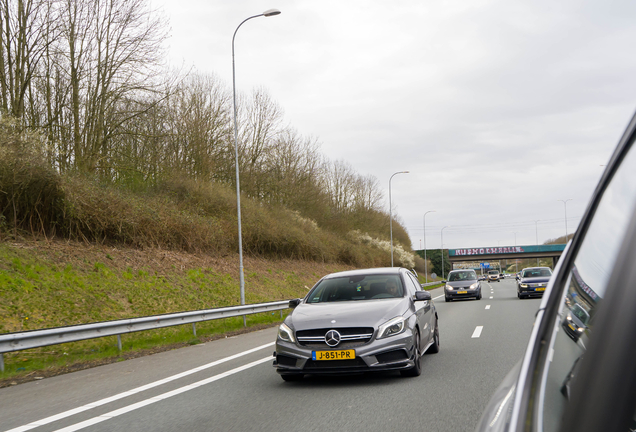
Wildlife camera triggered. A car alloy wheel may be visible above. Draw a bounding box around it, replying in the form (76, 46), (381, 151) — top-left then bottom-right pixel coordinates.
(427, 321), (440, 354)
(401, 330), (422, 377)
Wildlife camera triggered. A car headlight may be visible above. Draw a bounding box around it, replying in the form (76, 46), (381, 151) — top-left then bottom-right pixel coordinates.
(577, 327), (584, 332)
(445, 284), (454, 291)
(566, 315), (572, 321)
(520, 283), (528, 288)
(277, 322), (295, 343)
(470, 282), (479, 289)
(377, 316), (406, 339)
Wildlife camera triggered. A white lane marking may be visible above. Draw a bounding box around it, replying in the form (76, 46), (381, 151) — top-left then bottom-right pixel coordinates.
(485, 305), (491, 310)
(52, 357), (272, 432)
(433, 294), (444, 300)
(6, 342), (275, 432)
(489, 296), (494, 299)
(472, 326), (483, 338)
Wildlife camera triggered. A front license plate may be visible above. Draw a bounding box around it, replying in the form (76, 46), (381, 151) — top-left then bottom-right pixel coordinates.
(312, 350), (355, 361)
(568, 323), (576, 331)
(457, 290), (467, 294)
(535, 287), (546, 292)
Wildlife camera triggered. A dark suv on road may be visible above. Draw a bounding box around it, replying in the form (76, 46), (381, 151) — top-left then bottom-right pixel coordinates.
(476, 111), (636, 432)
(516, 267), (552, 299)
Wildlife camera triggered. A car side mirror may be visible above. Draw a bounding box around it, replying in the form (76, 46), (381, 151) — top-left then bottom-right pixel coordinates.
(415, 291), (432, 301)
(288, 298), (301, 308)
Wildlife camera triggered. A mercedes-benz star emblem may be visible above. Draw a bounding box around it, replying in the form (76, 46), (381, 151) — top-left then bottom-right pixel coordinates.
(325, 330), (341, 347)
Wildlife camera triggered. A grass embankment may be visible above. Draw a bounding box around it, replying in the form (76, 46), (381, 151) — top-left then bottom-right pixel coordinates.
(0, 241), (354, 386)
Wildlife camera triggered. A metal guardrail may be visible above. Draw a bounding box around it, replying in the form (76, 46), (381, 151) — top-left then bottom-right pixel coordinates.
(0, 300), (290, 372)
(422, 281), (443, 287)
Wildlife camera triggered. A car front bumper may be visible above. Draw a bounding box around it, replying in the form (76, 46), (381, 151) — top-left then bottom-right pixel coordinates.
(273, 329), (417, 376)
(445, 288), (480, 299)
(518, 286), (546, 297)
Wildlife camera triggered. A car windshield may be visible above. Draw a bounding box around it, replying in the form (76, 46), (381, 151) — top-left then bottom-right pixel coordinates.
(488, 270), (498, 275)
(449, 271), (476, 281)
(523, 268), (552, 278)
(306, 275), (403, 302)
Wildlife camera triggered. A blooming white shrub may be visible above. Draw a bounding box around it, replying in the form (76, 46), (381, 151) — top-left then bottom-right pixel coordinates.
(349, 230), (415, 268)
(289, 210), (319, 230)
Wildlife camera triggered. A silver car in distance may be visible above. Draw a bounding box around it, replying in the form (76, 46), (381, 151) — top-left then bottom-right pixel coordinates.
(273, 267), (440, 381)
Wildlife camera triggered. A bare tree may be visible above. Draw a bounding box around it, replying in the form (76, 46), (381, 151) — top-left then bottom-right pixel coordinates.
(0, 0), (59, 118)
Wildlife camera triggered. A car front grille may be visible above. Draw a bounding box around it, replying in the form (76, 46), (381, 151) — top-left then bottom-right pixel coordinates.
(296, 327), (374, 348)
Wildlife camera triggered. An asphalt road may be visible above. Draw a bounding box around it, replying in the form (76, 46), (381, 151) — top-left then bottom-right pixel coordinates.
(0, 278), (541, 432)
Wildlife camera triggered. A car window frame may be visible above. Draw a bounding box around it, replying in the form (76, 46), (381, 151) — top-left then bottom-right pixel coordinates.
(509, 112), (636, 432)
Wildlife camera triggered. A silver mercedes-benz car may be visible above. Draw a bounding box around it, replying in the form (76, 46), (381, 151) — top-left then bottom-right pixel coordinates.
(273, 267), (440, 381)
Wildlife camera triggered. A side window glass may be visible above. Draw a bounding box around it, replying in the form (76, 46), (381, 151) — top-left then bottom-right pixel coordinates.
(403, 274), (417, 296)
(409, 273), (423, 291)
(541, 140), (636, 432)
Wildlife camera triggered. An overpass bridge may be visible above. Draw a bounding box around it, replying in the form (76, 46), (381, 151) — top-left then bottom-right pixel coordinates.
(447, 244), (566, 267)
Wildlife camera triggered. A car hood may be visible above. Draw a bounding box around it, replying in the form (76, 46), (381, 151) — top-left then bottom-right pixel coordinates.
(520, 276), (551, 284)
(289, 299), (409, 331)
(447, 280), (478, 289)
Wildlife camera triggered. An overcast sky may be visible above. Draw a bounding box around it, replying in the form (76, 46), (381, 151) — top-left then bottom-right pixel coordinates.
(153, 0), (636, 251)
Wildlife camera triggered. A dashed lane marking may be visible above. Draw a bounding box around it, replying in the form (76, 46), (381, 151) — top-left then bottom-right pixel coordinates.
(472, 326), (484, 338)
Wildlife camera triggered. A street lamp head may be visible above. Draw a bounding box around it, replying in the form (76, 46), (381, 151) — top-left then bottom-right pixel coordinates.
(263, 9), (281, 16)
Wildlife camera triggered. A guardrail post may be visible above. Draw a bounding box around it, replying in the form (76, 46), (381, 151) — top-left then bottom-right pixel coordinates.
(280, 310), (283, 319)
(117, 335), (122, 351)
(192, 323), (197, 337)
(0, 353), (4, 372)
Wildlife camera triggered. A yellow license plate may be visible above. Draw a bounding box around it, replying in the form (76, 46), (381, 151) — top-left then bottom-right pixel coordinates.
(568, 323), (576, 330)
(457, 290), (467, 294)
(312, 350), (355, 361)
(536, 287), (546, 292)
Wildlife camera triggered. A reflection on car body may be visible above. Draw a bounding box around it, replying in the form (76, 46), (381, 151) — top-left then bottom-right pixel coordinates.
(476, 111), (636, 432)
(273, 267), (439, 381)
(561, 302), (590, 341)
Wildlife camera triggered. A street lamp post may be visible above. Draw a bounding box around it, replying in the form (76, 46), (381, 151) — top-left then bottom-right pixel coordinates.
(512, 231), (518, 273)
(558, 199), (572, 241)
(423, 210), (436, 283)
(441, 226), (450, 280)
(534, 220), (540, 265)
(232, 9), (281, 325)
(389, 171), (409, 267)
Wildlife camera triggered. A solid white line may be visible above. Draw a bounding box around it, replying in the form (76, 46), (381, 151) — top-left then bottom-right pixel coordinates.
(472, 326), (483, 338)
(52, 357), (272, 432)
(433, 294), (444, 300)
(5, 342), (275, 432)
(485, 305), (491, 310)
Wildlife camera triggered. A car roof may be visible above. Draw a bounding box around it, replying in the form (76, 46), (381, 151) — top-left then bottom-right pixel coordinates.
(321, 267), (403, 279)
